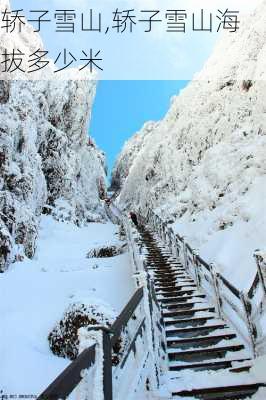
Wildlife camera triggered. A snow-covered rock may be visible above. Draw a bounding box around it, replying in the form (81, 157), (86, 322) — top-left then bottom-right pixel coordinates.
(0, 216), (135, 393)
(0, 1), (107, 271)
(48, 296), (117, 361)
(111, 121), (158, 191)
(113, 1), (266, 288)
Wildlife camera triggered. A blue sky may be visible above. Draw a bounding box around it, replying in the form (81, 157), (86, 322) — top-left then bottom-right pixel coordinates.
(11, 0), (258, 80)
(90, 80), (188, 176)
(11, 0), (259, 80)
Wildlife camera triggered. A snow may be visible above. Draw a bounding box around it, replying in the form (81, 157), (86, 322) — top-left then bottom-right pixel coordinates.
(0, 0), (106, 272)
(111, 122), (159, 192)
(251, 354), (266, 382)
(78, 329), (104, 400)
(1, 0), (266, 397)
(172, 167), (266, 292)
(0, 216), (135, 396)
(114, 1), (266, 294)
(110, 217), (170, 400)
(197, 1), (266, 82)
(167, 368), (259, 392)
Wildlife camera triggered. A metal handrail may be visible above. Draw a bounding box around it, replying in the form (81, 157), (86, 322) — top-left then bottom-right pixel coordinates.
(38, 345), (96, 400)
(110, 287), (143, 346)
(148, 210), (264, 304)
(147, 209), (266, 357)
(248, 272), (260, 299)
(218, 273), (242, 299)
(197, 254), (211, 272)
(38, 287), (145, 400)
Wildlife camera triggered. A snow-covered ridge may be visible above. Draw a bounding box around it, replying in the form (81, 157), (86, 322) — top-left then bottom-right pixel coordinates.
(113, 0), (266, 289)
(0, 2), (107, 271)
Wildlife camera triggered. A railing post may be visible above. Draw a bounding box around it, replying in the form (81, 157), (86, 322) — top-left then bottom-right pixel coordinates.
(155, 216), (159, 233)
(147, 277), (160, 389)
(182, 237), (188, 272)
(162, 222), (166, 242)
(140, 272), (161, 391)
(166, 229), (171, 249)
(169, 230), (175, 258)
(175, 235), (180, 259)
(165, 226), (169, 246)
(158, 221), (162, 240)
(254, 251), (266, 296)
(193, 251), (201, 289)
(102, 330), (113, 400)
(79, 326), (113, 400)
(240, 292), (257, 358)
(155, 215), (158, 230)
(210, 264), (223, 319)
(153, 212), (156, 229)
(146, 209), (150, 225)
(157, 220), (161, 237)
(167, 230), (172, 255)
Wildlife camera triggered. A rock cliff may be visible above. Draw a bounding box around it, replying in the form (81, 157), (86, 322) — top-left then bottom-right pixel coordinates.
(0, 1), (107, 271)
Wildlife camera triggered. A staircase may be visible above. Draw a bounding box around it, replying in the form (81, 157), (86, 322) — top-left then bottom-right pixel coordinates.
(139, 228), (265, 400)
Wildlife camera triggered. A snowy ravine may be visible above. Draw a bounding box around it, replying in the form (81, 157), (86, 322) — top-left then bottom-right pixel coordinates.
(0, 1), (136, 395)
(113, 0), (266, 291)
(0, 1), (107, 272)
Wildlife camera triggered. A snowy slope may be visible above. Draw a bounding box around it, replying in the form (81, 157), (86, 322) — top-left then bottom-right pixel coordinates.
(0, 216), (135, 395)
(0, 1), (107, 271)
(113, 1), (266, 289)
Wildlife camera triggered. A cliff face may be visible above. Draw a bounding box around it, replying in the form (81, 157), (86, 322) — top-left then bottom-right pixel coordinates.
(111, 121), (158, 192)
(114, 1), (266, 215)
(113, 1), (266, 285)
(0, 3), (107, 272)
(37, 79), (107, 224)
(116, 77), (266, 216)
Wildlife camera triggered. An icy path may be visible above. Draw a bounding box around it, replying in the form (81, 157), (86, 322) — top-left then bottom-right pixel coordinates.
(0, 216), (135, 396)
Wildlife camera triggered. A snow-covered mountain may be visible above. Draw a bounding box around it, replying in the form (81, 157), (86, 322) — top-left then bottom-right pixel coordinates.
(111, 121), (158, 191)
(113, 1), (266, 288)
(0, 2), (107, 272)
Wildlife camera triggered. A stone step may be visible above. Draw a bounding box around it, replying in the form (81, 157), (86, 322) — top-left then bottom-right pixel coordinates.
(159, 289), (199, 298)
(146, 257), (182, 263)
(152, 266), (185, 272)
(153, 269), (186, 275)
(147, 256), (172, 260)
(164, 315), (216, 327)
(167, 333), (237, 349)
(168, 344), (245, 362)
(169, 358), (251, 372)
(140, 227), (256, 400)
(230, 364), (252, 373)
(160, 294), (206, 304)
(162, 301), (206, 310)
(165, 323), (230, 338)
(172, 383), (265, 399)
(153, 273), (187, 280)
(154, 280), (194, 288)
(163, 307), (216, 319)
(156, 284), (197, 293)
